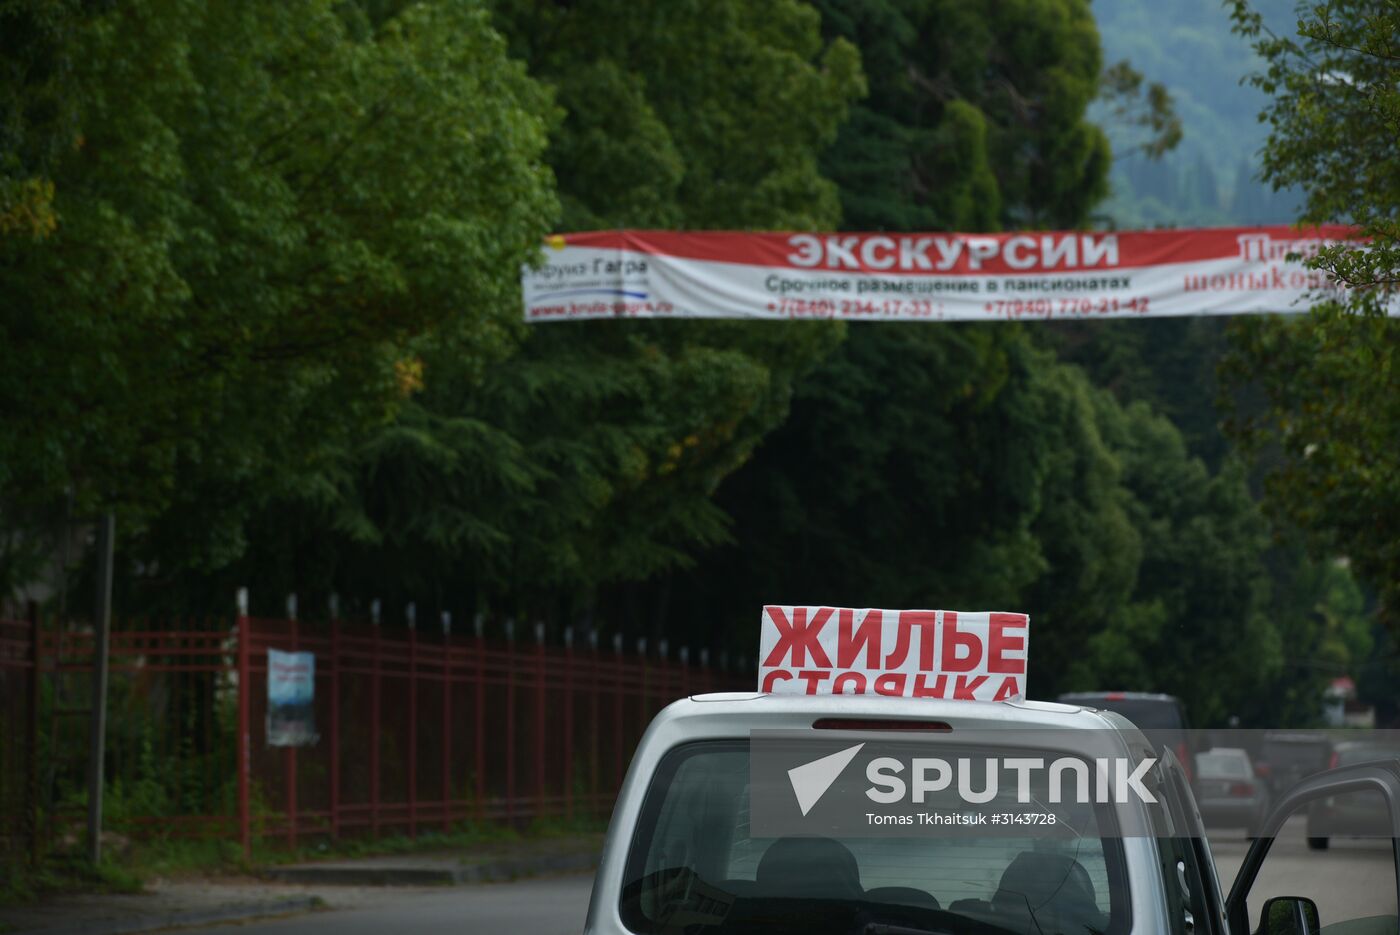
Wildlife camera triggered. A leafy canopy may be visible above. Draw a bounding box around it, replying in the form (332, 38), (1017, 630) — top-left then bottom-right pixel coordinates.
(813, 0), (1112, 231)
(654, 1), (1289, 717)
(1224, 0), (1400, 622)
(0, 0), (557, 562)
(132, 0), (864, 616)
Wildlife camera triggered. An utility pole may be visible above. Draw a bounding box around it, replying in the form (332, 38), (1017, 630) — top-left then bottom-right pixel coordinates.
(86, 512), (115, 865)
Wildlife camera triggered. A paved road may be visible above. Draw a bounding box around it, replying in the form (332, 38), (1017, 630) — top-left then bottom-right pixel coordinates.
(217, 873), (594, 935)
(213, 818), (1395, 935)
(1210, 815), (1396, 925)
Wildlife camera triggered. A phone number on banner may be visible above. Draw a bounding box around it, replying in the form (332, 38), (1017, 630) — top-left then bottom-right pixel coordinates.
(770, 296), (1155, 319)
(772, 297), (947, 318)
(984, 296), (1153, 319)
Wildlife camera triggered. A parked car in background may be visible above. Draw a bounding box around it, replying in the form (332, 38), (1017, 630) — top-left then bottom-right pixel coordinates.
(1055, 691), (1196, 780)
(1195, 747), (1270, 836)
(1258, 732), (1333, 802)
(1306, 739), (1400, 849)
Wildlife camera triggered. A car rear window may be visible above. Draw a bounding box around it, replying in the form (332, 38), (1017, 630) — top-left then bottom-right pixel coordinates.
(1197, 751), (1249, 779)
(1337, 745), (1400, 767)
(620, 741), (1131, 935)
(1262, 737), (1330, 770)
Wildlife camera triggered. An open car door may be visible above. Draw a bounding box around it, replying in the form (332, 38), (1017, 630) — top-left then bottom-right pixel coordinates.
(1225, 760), (1400, 934)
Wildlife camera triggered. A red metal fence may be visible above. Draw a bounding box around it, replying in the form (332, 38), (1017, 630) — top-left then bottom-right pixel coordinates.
(237, 617), (742, 853)
(4, 613), (747, 864)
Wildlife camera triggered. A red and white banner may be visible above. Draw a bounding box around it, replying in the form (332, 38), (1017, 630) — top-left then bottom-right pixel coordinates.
(758, 606), (1029, 701)
(522, 227), (1398, 322)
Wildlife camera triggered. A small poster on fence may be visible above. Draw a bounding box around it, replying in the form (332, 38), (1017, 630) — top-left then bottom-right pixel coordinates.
(267, 648), (317, 747)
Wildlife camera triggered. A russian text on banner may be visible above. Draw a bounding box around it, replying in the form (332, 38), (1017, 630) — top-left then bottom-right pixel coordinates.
(521, 227), (1398, 322)
(758, 606), (1028, 702)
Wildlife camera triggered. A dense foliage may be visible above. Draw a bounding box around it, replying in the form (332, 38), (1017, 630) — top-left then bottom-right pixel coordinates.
(0, 0), (557, 570)
(655, 0), (1310, 721)
(665, 327), (1287, 722)
(0, 0), (1388, 726)
(1223, 0), (1400, 625)
(813, 0), (1111, 231)
(153, 0), (864, 621)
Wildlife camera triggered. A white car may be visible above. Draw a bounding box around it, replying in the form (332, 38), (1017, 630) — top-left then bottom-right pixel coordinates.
(1195, 747), (1270, 836)
(584, 692), (1400, 935)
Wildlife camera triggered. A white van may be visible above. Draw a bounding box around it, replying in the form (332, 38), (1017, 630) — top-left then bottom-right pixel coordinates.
(585, 692), (1400, 935)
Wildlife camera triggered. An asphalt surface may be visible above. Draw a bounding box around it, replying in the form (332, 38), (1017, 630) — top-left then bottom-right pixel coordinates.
(1210, 815), (1396, 925)
(200, 817), (1395, 934)
(210, 873), (594, 935)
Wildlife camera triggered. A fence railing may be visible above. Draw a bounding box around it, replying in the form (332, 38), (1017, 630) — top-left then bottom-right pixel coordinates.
(5, 613), (748, 864)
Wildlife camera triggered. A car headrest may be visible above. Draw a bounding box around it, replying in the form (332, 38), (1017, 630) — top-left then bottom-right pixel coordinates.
(993, 852), (1098, 914)
(756, 836), (862, 899)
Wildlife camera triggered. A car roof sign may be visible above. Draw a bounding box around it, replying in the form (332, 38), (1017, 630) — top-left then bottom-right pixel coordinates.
(757, 606), (1029, 701)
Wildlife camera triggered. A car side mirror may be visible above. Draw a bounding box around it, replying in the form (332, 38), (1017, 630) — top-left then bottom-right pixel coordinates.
(1260, 896), (1320, 934)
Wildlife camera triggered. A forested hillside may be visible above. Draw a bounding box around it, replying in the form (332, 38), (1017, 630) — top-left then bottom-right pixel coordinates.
(1093, 0), (1301, 226)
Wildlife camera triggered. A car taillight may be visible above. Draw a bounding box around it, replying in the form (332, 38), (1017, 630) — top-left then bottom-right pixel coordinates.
(1229, 782), (1256, 797)
(1328, 750), (1340, 770)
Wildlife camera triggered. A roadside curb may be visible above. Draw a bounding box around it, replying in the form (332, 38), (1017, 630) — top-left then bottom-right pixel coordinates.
(10, 896), (324, 935)
(260, 851), (599, 886)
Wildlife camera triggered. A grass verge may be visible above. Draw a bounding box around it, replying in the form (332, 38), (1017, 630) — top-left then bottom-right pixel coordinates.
(1, 853), (143, 907)
(0, 815), (605, 908)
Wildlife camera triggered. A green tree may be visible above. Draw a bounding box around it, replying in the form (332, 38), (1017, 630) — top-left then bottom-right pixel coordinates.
(1076, 396), (1279, 724)
(0, 0), (558, 588)
(671, 330), (1076, 622)
(666, 332), (1279, 719)
(813, 0), (1112, 231)
(1097, 59), (1183, 162)
(664, 330), (1132, 691)
(128, 0), (864, 621)
(1043, 315), (1235, 467)
(495, 0), (863, 231)
(647, 0), (1287, 721)
(179, 319), (843, 621)
(1224, 0), (1400, 623)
